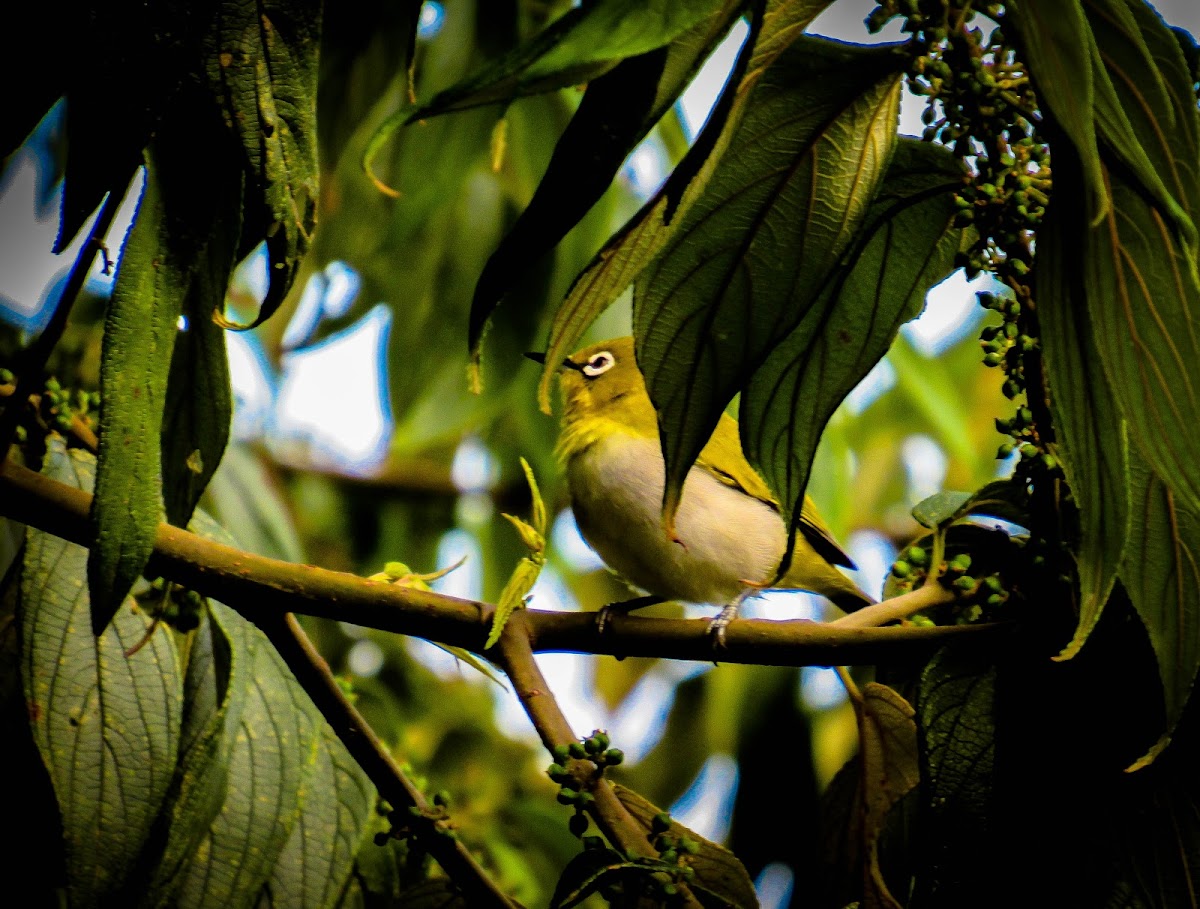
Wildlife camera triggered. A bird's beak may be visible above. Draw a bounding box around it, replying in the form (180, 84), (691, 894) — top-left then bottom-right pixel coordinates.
(525, 351), (582, 371)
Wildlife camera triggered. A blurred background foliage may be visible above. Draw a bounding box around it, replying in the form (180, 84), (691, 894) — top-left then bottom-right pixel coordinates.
(2, 0), (1192, 904)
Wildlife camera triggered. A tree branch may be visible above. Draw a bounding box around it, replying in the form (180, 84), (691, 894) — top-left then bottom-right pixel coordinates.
(831, 581), (957, 628)
(259, 613), (518, 908)
(0, 458), (1006, 666)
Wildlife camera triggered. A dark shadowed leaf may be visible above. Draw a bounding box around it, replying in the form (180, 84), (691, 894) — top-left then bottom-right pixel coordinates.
(405, 0), (725, 120)
(740, 139), (965, 547)
(613, 783), (760, 909)
(89, 156), (186, 633)
(911, 644), (997, 907)
(1039, 201), (1130, 660)
(853, 683), (919, 909)
(1120, 462), (1200, 769)
(205, 0), (322, 328)
(536, 0), (839, 413)
(23, 440), (183, 906)
(633, 37), (904, 530)
(160, 133), (243, 529)
(549, 847), (631, 909)
(468, 0), (745, 379)
(393, 879), (469, 908)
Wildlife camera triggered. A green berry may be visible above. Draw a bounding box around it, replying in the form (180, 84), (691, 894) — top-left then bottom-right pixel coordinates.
(44, 377), (60, 392)
(557, 788), (579, 806)
(907, 546), (927, 566)
(568, 742), (587, 760)
(997, 442), (1015, 459)
(583, 835), (606, 851)
(986, 593), (1005, 606)
(954, 575), (976, 590)
(552, 744), (570, 763)
(432, 790), (450, 808)
(984, 575), (1004, 593)
(604, 749), (624, 766)
(569, 813), (589, 837)
(892, 560), (912, 578)
(983, 352), (1003, 367)
(0, 368), (13, 384)
(1020, 443), (1038, 459)
(652, 812), (672, 833)
(679, 837), (700, 855)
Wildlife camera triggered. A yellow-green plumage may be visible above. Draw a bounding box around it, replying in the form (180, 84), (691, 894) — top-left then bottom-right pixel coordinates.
(555, 337), (872, 616)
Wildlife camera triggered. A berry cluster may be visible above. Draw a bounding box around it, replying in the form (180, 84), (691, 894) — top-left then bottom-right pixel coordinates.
(548, 730), (624, 838)
(890, 544), (1011, 624)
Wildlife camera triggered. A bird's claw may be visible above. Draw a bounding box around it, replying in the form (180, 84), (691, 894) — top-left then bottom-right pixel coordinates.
(593, 594), (666, 634)
(707, 603), (740, 651)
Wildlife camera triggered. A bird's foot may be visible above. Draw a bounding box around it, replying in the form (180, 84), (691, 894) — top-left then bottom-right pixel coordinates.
(594, 595), (665, 634)
(707, 603), (740, 650)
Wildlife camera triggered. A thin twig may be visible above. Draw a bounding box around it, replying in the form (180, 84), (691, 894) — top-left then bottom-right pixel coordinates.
(258, 613), (518, 909)
(0, 458), (1008, 667)
(0, 175), (132, 461)
(831, 582), (957, 629)
(493, 612), (704, 908)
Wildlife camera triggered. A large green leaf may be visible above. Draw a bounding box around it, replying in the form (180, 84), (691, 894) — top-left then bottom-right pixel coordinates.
(1085, 0), (1199, 252)
(205, 0), (322, 328)
(536, 0), (838, 413)
(89, 155), (188, 634)
(468, 0), (745, 378)
(1038, 203), (1131, 660)
(139, 599), (252, 909)
(404, 0), (727, 120)
(634, 36), (904, 528)
(739, 139), (964, 548)
(1120, 462), (1200, 768)
(23, 440), (183, 907)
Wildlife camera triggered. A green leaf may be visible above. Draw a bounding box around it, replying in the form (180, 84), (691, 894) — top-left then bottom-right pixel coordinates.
(634, 36), (904, 531)
(175, 605), (322, 909)
(264, 722), (375, 909)
(23, 440), (183, 906)
(1008, 0), (1108, 223)
(1120, 462), (1200, 769)
(140, 600), (252, 909)
(739, 139), (965, 546)
(1039, 201), (1131, 660)
(912, 644), (998, 906)
(536, 0), (839, 413)
(205, 0), (322, 328)
(549, 848), (632, 909)
(1085, 0), (1199, 253)
(612, 783), (760, 909)
(911, 492), (973, 530)
(88, 154), (187, 633)
(406, 0), (726, 121)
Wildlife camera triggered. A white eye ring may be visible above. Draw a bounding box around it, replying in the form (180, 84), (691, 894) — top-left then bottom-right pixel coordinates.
(582, 351), (615, 377)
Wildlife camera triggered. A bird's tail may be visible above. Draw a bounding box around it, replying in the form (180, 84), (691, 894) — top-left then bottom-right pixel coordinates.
(830, 587), (875, 613)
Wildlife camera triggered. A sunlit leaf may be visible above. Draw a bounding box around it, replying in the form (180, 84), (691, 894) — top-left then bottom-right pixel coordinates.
(1039, 202), (1131, 660)
(739, 139), (964, 546)
(634, 37), (904, 531)
(23, 440), (183, 905)
(1121, 462), (1200, 769)
(206, 0), (322, 328)
(911, 492), (972, 530)
(613, 783), (760, 909)
(405, 0), (726, 120)
(537, 0), (840, 413)
(89, 154), (187, 633)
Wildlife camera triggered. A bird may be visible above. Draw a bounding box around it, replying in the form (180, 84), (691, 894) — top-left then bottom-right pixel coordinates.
(530, 336), (873, 643)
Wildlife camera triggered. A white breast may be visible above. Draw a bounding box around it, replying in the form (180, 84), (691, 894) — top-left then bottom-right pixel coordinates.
(567, 433), (787, 604)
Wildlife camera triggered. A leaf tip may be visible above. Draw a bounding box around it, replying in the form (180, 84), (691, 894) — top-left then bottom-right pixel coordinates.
(1126, 733), (1171, 773)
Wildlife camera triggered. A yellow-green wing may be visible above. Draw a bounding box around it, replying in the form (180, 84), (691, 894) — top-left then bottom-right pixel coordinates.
(696, 414), (855, 569)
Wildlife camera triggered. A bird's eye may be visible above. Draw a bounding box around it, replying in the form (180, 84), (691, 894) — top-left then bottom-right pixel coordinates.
(582, 351), (615, 377)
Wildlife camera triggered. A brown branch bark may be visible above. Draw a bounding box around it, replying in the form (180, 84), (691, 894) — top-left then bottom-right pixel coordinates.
(0, 459), (1004, 668)
(259, 613), (518, 908)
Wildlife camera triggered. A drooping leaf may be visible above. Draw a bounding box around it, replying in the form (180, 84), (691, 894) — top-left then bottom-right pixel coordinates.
(405, 0), (727, 121)
(23, 440), (183, 906)
(537, 0), (839, 413)
(1007, 0), (1108, 223)
(549, 847), (635, 909)
(612, 783), (760, 909)
(205, 0), (322, 328)
(1039, 200), (1131, 660)
(739, 138), (965, 547)
(634, 36), (904, 531)
(160, 134), (242, 529)
(1120, 462), (1200, 769)
(89, 155), (187, 633)
(852, 682), (920, 909)
(911, 644), (998, 906)
(911, 492), (973, 530)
